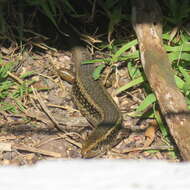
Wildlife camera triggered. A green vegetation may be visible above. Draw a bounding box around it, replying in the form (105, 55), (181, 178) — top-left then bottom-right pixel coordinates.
(0, 61), (32, 113)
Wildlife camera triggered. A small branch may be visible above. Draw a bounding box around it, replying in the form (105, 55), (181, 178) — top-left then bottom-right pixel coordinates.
(113, 145), (174, 154)
(132, 0), (190, 161)
(13, 144), (62, 158)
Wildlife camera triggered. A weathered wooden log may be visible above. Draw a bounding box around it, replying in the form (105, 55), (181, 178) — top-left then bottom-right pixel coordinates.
(132, 0), (190, 161)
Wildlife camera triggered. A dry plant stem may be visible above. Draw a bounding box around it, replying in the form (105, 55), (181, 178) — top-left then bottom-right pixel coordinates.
(31, 87), (82, 149)
(31, 86), (60, 129)
(13, 144), (62, 158)
(132, 0), (190, 161)
(113, 145), (173, 154)
(7, 72), (23, 84)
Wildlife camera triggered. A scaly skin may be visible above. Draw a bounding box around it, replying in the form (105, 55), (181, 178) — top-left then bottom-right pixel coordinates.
(71, 46), (122, 158)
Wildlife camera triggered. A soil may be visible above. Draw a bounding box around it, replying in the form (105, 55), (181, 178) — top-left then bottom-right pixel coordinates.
(0, 2), (181, 165)
(0, 43), (180, 165)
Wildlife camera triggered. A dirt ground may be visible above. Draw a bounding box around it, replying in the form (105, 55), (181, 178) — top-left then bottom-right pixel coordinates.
(0, 42), (180, 165)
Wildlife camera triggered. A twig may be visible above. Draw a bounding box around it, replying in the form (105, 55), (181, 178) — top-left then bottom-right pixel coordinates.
(7, 71), (23, 84)
(132, 0), (190, 161)
(31, 86), (61, 131)
(113, 145), (174, 154)
(13, 144), (62, 158)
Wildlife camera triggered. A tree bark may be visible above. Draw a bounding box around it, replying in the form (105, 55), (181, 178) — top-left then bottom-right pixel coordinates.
(132, 0), (190, 161)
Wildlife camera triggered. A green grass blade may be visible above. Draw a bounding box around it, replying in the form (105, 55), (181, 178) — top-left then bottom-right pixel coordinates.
(92, 64), (106, 80)
(127, 61), (142, 79)
(175, 75), (185, 90)
(168, 52), (190, 62)
(136, 93), (156, 113)
(112, 39), (138, 62)
(153, 106), (169, 138)
(116, 76), (144, 95)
